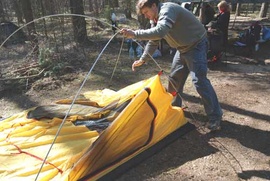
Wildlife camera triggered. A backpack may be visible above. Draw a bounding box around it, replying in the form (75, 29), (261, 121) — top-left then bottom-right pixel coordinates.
(239, 22), (261, 46)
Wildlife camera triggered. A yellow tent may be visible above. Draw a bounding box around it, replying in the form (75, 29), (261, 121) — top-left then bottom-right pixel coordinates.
(0, 74), (189, 181)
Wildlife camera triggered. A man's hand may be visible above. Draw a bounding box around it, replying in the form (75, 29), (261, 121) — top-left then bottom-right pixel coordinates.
(132, 60), (145, 71)
(120, 28), (135, 39)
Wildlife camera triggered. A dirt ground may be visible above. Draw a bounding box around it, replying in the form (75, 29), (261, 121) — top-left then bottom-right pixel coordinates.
(1, 18), (270, 180)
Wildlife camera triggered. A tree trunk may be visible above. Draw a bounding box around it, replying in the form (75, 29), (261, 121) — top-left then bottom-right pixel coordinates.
(20, 0), (36, 34)
(112, 0), (119, 8)
(195, 2), (202, 16)
(137, 15), (150, 29)
(124, 0), (132, 19)
(259, 2), (269, 18)
(94, 0), (99, 16)
(231, 2), (237, 12)
(89, 0), (93, 12)
(121, 0), (132, 19)
(70, 0), (89, 44)
(252, 3), (256, 13)
(39, 0), (47, 37)
(104, 0), (110, 6)
(44, 0), (55, 15)
(125, 8), (132, 19)
(0, 0), (6, 22)
(235, 3), (241, 16)
(12, 0), (24, 24)
(20, 0), (38, 54)
(88, 0), (99, 14)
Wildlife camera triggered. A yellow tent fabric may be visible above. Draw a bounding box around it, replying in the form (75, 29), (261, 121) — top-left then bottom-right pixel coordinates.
(0, 74), (187, 181)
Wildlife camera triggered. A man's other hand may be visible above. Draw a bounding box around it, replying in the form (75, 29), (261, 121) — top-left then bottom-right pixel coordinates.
(132, 60), (145, 71)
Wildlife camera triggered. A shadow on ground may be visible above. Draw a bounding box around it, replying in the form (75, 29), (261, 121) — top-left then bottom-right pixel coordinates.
(116, 129), (219, 181)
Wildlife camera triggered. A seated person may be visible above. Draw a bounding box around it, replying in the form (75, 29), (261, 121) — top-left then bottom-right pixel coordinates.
(205, 1), (230, 62)
(215, 1), (230, 48)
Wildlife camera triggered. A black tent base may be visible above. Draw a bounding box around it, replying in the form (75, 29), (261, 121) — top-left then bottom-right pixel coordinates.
(98, 122), (195, 181)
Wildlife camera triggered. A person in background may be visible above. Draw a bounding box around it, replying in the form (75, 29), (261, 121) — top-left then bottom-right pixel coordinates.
(121, 0), (223, 131)
(127, 38), (138, 59)
(204, 3), (215, 26)
(215, 1), (230, 48)
(111, 13), (117, 34)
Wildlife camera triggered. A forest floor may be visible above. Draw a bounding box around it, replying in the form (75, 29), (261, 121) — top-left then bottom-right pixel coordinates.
(0, 16), (270, 181)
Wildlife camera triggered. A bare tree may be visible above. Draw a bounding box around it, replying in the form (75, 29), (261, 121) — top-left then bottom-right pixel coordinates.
(231, 2), (237, 12)
(93, 0), (99, 15)
(112, 0), (119, 9)
(137, 14), (150, 29)
(0, 0), (6, 21)
(235, 3), (241, 16)
(123, 0), (132, 19)
(259, 2), (269, 18)
(12, 0), (24, 24)
(39, 0), (48, 37)
(20, 0), (36, 34)
(44, 0), (55, 15)
(20, 0), (38, 54)
(69, 0), (90, 44)
(88, 0), (99, 15)
(88, 0), (93, 12)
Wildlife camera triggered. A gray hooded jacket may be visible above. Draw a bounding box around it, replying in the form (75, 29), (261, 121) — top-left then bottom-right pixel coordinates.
(134, 2), (206, 62)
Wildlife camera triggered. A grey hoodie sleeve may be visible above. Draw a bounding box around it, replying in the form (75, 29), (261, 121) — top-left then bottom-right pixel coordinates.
(134, 23), (170, 40)
(134, 24), (170, 62)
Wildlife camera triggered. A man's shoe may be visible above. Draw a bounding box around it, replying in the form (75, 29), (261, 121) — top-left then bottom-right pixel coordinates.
(207, 121), (221, 131)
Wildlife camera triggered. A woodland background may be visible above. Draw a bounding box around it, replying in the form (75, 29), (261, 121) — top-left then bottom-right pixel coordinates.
(0, 0), (269, 82)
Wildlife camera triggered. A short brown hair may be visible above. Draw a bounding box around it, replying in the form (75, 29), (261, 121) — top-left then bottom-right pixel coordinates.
(136, 0), (160, 15)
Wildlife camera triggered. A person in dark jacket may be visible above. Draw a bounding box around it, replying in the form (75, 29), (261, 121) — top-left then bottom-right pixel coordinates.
(215, 1), (230, 47)
(204, 3), (215, 26)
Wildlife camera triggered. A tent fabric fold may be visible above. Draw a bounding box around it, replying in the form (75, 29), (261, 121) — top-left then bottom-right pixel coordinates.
(0, 74), (187, 181)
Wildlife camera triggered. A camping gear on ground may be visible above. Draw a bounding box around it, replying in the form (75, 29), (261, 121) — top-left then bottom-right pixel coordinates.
(233, 22), (262, 57)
